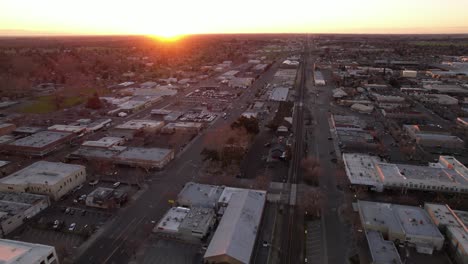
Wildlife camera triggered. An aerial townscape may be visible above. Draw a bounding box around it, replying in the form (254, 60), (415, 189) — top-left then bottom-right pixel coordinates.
(0, 3), (468, 264)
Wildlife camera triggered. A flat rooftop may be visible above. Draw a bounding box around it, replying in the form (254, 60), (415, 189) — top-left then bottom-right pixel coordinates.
(115, 119), (164, 130)
(269, 87), (289, 101)
(0, 161), (84, 186)
(204, 190), (266, 264)
(8, 131), (73, 148)
(155, 207), (190, 233)
(365, 230), (402, 264)
(82, 137), (124, 148)
(177, 182), (224, 208)
(117, 147), (173, 162)
(13, 127), (44, 134)
(358, 200), (443, 239)
(0, 239), (55, 264)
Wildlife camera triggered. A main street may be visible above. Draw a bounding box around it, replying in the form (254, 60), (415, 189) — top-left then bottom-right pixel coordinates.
(74, 59), (283, 264)
(306, 39), (350, 263)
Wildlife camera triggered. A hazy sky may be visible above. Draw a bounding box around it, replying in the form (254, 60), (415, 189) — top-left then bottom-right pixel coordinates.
(1, 0), (468, 36)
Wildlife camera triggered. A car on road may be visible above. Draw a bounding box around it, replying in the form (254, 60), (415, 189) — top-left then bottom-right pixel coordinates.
(262, 241), (269, 247)
(53, 220), (61, 229)
(65, 207), (71, 214)
(113, 182), (121, 188)
(78, 194), (87, 201)
(69, 223), (76, 231)
(89, 180), (99, 186)
(264, 142), (271, 147)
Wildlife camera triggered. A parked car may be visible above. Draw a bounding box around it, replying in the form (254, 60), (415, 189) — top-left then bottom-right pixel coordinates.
(53, 220), (61, 229)
(113, 182), (121, 188)
(65, 208), (71, 214)
(89, 180), (99, 186)
(69, 223), (76, 231)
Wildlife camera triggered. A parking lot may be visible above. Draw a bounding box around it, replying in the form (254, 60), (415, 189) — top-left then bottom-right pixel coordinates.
(132, 237), (202, 264)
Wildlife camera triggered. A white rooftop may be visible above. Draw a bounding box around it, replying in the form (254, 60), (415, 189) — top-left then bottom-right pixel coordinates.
(155, 207), (190, 233)
(204, 190), (266, 264)
(8, 131), (73, 148)
(269, 87), (289, 102)
(0, 239), (55, 264)
(115, 120), (164, 130)
(117, 147), (173, 162)
(82, 137), (124, 148)
(0, 161), (84, 186)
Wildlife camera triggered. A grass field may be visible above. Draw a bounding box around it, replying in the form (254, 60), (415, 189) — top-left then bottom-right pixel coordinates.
(21, 95), (85, 114)
(21, 87), (109, 114)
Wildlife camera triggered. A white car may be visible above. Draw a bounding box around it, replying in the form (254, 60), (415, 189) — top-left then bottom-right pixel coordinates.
(69, 223), (76, 231)
(113, 182), (121, 188)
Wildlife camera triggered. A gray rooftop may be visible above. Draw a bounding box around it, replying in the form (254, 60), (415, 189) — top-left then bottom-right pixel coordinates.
(358, 200), (443, 238)
(365, 230), (402, 264)
(177, 182), (224, 208)
(0, 161), (85, 186)
(117, 147), (173, 162)
(0, 192), (49, 221)
(269, 87), (289, 102)
(204, 190), (266, 264)
(8, 131), (73, 148)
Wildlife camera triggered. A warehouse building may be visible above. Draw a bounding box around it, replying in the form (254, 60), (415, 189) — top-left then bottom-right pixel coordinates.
(0, 239), (58, 264)
(0, 192), (50, 237)
(204, 190), (266, 264)
(153, 206), (216, 241)
(314, 71), (326, 86)
(110, 120), (164, 139)
(177, 182), (224, 209)
(343, 153), (468, 193)
(115, 147), (174, 169)
(425, 203), (468, 264)
(403, 124), (464, 149)
(365, 230), (402, 264)
(161, 122), (203, 134)
(3, 131), (75, 157)
(419, 94), (459, 106)
(357, 200), (444, 255)
(47, 125), (87, 135)
(82, 137), (125, 148)
(0, 161), (86, 201)
(269, 87), (289, 102)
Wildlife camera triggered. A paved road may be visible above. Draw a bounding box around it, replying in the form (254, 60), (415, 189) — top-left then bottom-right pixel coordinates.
(74, 60), (283, 264)
(306, 42), (350, 263)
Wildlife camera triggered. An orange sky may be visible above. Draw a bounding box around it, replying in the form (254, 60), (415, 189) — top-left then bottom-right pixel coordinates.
(1, 0), (467, 36)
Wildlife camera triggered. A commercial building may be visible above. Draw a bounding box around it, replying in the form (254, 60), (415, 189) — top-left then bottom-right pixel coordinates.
(177, 182), (224, 208)
(3, 131), (75, 157)
(70, 146), (174, 170)
(0, 161), (86, 201)
(314, 71), (326, 86)
(269, 87), (289, 102)
(110, 120), (164, 139)
(47, 125), (87, 135)
(357, 200), (444, 255)
(115, 147), (174, 169)
(85, 187), (128, 209)
(82, 137), (125, 148)
(365, 230), (402, 264)
(422, 84), (468, 95)
(161, 122), (203, 134)
(228, 78), (254, 89)
(0, 239), (58, 264)
(204, 190), (266, 264)
(343, 153), (468, 193)
(351, 103), (374, 114)
(403, 124), (464, 149)
(425, 203), (468, 264)
(381, 109), (428, 121)
(0, 192), (50, 237)
(153, 206), (216, 241)
(0, 123), (16, 136)
(13, 127), (44, 136)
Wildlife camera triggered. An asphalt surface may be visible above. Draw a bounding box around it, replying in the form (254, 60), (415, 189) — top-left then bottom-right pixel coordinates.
(306, 46), (350, 263)
(74, 60), (283, 264)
